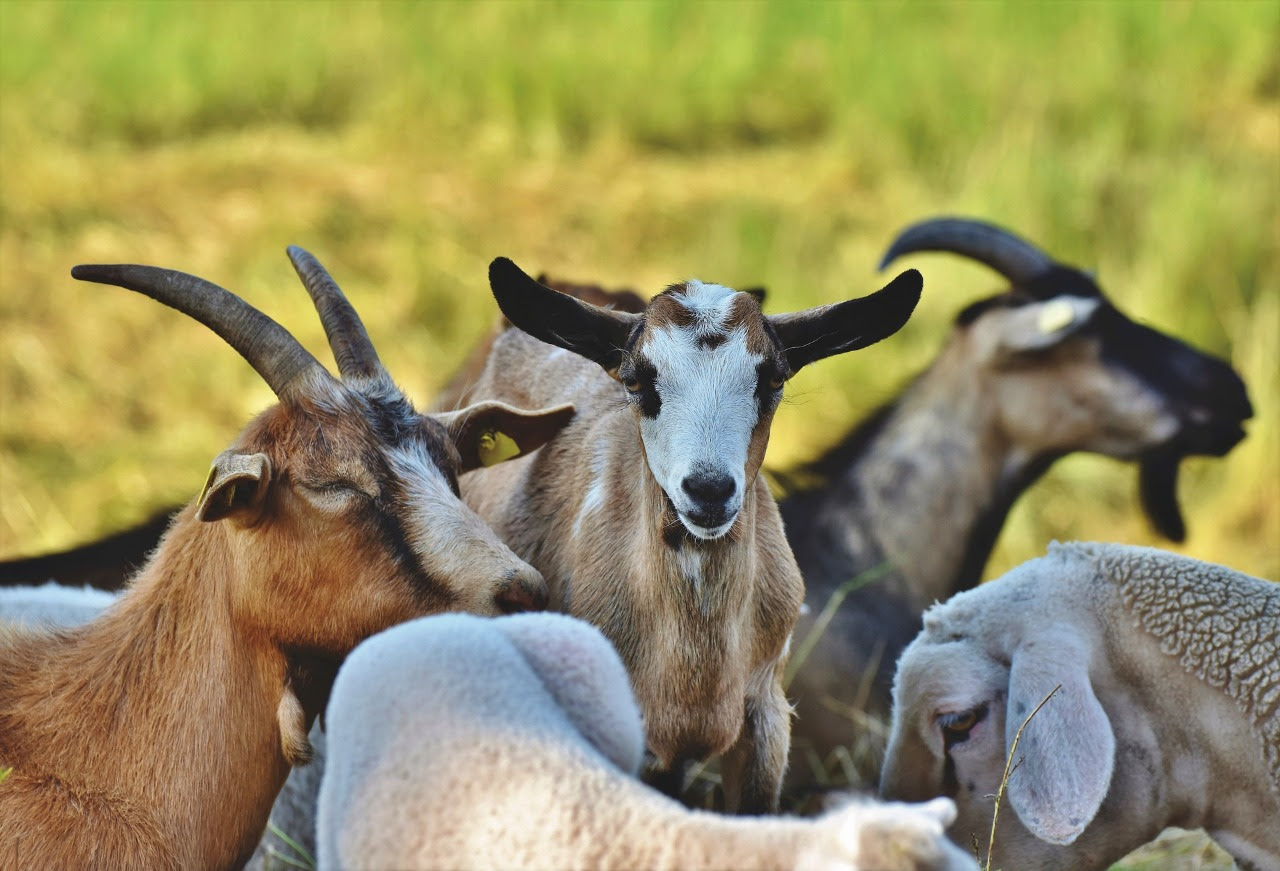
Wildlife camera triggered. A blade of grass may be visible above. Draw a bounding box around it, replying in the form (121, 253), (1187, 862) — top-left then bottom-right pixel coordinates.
(985, 684), (1061, 871)
(783, 561), (894, 690)
(265, 821), (315, 871)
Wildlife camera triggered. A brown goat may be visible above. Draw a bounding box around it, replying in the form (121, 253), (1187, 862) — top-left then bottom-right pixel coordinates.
(0, 248), (572, 870)
(445, 258), (922, 813)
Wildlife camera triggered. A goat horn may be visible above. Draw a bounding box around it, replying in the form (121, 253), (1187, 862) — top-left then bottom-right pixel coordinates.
(287, 246), (388, 383)
(71, 263), (327, 399)
(879, 217), (1056, 284)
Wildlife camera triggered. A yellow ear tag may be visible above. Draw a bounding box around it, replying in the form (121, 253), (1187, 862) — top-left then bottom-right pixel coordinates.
(197, 463), (219, 504)
(1037, 299), (1076, 335)
(478, 430), (521, 467)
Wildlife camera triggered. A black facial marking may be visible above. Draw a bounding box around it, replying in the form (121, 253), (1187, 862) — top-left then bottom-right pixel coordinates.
(754, 358), (784, 410)
(698, 331), (728, 350)
(622, 358), (662, 418)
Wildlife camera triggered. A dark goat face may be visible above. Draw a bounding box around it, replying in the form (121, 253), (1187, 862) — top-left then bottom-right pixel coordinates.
(883, 219), (1252, 542)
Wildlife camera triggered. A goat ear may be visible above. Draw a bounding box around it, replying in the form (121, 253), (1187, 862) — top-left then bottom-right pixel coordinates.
(742, 286), (767, 305)
(438, 401), (577, 472)
(1005, 630), (1115, 845)
(195, 451), (271, 523)
(769, 269), (922, 374)
(986, 296), (1102, 359)
(489, 258), (639, 374)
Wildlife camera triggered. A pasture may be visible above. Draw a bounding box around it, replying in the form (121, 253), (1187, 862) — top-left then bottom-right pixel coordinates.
(0, 2), (1275, 866)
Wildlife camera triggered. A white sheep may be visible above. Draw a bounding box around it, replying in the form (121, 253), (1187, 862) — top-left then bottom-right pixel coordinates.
(0, 581), (114, 629)
(317, 611), (977, 871)
(880, 541), (1279, 871)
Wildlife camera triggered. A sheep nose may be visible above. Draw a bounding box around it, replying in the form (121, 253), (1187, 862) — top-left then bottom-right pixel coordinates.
(495, 568), (548, 614)
(681, 472), (735, 506)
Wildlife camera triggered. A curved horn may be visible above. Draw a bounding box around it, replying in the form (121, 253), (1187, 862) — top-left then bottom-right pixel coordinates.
(879, 217), (1056, 285)
(287, 245), (388, 382)
(71, 263), (327, 399)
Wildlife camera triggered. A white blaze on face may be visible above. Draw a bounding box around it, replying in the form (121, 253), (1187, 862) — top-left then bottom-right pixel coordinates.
(638, 281), (764, 540)
(387, 443), (518, 602)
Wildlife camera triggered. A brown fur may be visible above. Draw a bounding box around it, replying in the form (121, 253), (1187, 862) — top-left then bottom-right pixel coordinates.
(0, 274), (568, 869)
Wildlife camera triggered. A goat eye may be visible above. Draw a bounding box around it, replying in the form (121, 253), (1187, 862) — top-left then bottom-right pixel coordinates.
(768, 374), (786, 390)
(622, 378), (643, 394)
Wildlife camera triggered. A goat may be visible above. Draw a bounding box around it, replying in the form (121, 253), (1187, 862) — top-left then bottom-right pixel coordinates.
(880, 542), (1279, 871)
(316, 611), (976, 871)
(442, 257), (922, 813)
(0, 248), (572, 870)
(780, 217), (1252, 792)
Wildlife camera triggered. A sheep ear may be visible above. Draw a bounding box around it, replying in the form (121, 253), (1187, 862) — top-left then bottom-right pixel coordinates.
(1005, 631), (1115, 845)
(437, 401), (576, 472)
(987, 296), (1102, 358)
(768, 269), (922, 374)
(196, 451), (271, 523)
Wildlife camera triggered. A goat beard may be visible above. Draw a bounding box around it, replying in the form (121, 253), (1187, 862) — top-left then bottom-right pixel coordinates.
(1139, 450), (1186, 543)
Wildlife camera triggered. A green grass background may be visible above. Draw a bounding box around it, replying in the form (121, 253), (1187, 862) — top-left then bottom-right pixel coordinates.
(1, 1), (1274, 582)
(0, 2), (1274, 865)
(3, 0), (1274, 583)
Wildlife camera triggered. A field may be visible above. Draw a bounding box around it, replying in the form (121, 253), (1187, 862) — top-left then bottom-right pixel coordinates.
(0, 1), (1275, 865)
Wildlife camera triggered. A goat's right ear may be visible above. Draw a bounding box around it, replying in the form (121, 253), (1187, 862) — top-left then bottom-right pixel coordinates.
(196, 451), (272, 523)
(489, 258), (639, 374)
(982, 296), (1102, 360)
(437, 401), (577, 472)
(1005, 629), (1115, 845)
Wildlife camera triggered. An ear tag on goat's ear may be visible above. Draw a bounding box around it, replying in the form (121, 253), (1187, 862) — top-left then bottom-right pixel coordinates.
(478, 429), (521, 467)
(1037, 299), (1076, 335)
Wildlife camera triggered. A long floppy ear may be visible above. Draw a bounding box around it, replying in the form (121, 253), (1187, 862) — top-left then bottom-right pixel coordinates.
(195, 451), (271, 523)
(489, 258), (639, 374)
(436, 401), (576, 472)
(981, 296), (1103, 360)
(1005, 629), (1115, 845)
(769, 269), (922, 373)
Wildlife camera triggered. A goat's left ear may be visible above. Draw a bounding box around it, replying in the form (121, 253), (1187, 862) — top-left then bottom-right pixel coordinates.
(196, 451), (272, 523)
(437, 401), (577, 472)
(769, 269), (922, 374)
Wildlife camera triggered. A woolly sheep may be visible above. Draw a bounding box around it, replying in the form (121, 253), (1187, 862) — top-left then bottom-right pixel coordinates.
(0, 582), (114, 629)
(317, 612), (977, 871)
(880, 542), (1279, 871)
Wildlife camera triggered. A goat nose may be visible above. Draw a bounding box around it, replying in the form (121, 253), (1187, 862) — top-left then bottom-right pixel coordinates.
(681, 472), (735, 505)
(495, 569), (548, 614)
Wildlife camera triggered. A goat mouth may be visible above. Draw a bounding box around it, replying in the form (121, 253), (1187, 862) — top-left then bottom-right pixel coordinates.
(677, 511), (737, 540)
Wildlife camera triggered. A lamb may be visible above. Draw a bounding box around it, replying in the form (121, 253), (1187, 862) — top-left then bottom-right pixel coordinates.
(316, 611), (978, 871)
(0, 581), (114, 629)
(0, 248), (573, 870)
(879, 541), (1279, 871)
(780, 217), (1252, 790)
(443, 258), (922, 812)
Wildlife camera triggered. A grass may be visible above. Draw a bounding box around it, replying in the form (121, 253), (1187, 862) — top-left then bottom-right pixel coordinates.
(0, 6), (1272, 862)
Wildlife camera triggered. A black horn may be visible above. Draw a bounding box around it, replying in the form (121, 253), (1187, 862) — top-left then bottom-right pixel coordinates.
(880, 217), (1058, 285)
(71, 263), (327, 399)
(287, 246), (388, 383)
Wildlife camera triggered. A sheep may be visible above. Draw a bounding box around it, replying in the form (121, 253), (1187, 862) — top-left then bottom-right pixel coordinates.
(441, 258), (923, 812)
(316, 610), (978, 871)
(0, 581), (114, 629)
(780, 217), (1253, 791)
(879, 541), (1279, 871)
(0, 248), (574, 870)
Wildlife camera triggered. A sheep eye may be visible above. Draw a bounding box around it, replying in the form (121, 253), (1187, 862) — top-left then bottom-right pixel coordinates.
(939, 710), (977, 733)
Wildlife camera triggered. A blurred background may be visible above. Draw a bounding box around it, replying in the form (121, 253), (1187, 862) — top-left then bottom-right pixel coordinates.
(1, 0), (1276, 582)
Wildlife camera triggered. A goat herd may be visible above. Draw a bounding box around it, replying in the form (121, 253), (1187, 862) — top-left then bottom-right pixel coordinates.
(0, 217), (1274, 871)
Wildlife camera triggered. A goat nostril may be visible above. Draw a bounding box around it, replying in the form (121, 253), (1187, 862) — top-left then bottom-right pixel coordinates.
(681, 473), (735, 505)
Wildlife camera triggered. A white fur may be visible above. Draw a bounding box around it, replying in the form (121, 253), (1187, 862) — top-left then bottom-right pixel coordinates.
(316, 612), (976, 871)
(640, 321), (761, 539)
(0, 582), (115, 628)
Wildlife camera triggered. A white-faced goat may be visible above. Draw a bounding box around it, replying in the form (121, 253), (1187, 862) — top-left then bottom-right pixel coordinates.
(444, 258), (922, 812)
(780, 217), (1252, 791)
(317, 611), (976, 871)
(0, 249), (572, 870)
(881, 542), (1278, 871)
